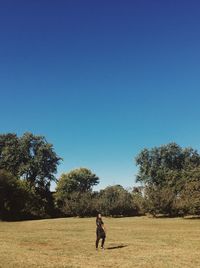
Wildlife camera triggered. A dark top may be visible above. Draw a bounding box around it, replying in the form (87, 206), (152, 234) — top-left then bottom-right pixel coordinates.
(96, 218), (106, 238)
(96, 218), (104, 229)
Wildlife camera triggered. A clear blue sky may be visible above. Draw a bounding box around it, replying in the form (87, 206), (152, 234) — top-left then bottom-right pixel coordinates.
(1, 0), (200, 190)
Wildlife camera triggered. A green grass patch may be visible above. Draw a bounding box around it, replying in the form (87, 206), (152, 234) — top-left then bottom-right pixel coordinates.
(0, 217), (199, 267)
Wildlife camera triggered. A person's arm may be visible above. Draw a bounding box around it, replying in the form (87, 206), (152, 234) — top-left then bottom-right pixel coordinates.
(101, 222), (106, 233)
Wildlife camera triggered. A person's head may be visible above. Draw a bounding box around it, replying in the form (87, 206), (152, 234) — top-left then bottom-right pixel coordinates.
(97, 213), (102, 219)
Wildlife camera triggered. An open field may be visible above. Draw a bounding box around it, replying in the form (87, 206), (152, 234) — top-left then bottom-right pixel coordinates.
(0, 217), (199, 268)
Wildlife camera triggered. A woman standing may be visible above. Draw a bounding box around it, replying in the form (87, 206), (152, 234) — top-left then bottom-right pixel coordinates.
(96, 213), (106, 250)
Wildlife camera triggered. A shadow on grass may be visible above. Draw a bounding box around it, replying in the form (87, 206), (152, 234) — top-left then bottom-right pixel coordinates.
(184, 216), (200, 220)
(106, 244), (128, 250)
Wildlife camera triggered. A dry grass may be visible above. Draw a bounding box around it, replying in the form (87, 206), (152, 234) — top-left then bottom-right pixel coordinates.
(0, 217), (199, 268)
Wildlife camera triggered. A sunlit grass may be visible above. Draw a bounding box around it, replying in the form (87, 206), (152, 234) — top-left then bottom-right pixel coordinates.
(0, 217), (199, 267)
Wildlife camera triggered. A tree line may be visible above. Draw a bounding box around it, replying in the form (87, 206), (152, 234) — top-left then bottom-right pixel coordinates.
(0, 133), (199, 220)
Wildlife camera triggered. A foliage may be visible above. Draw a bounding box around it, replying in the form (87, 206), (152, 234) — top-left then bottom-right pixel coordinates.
(0, 132), (61, 220)
(0, 170), (25, 220)
(55, 168), (99, 216)
(58, 191), (98, 217)
(98, 185), (140, 216)
(0, 169), (57, 220)
(136, 143), (200, 185)
(0, 132), (61, 188)
(144, 185), (178, 216)
(131, 187), (146, 215)
(56, 168), (99, 196)
(1, 133), (199, 220)
(176, 169), (200, 215)
(136, 143), (200, 216)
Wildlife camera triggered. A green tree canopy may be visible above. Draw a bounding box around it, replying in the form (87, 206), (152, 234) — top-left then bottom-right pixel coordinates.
(98, 185), (139, 216)
(55, 168), (99, 217)
(136, 143), (200, 186)
(56, 168), (99, 198)
(0, 132), (61, 189)
(135, 143), (200, 216)
(177, 168), (200, 216)
(0, 170), (25, 220)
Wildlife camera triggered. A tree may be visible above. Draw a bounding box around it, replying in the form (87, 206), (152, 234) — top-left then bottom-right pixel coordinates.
(135, 143), (200, 216)
(98, 185), (139, 216)
(55, 168), (99, 216)
(144, 185), (177, 216)
(0, 134), (21, 176)
(0, 169), (56, 220)
(0, 132), (61, 220)
(0, 170), (25, 220)
(176, 168), (200, 216)
(131, 187), (145, 215)
(56, 168), (99, 198)
(0, 132), (61, 189)
(136, 143), (200, 185)
(58, 191), (98, 217)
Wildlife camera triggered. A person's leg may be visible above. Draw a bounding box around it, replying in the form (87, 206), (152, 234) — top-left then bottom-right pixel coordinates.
(101, 236), (105, 249)
(96, 236), (100, 249)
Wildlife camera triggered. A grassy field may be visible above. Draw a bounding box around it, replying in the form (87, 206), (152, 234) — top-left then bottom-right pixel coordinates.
(0, 217), (199, 268)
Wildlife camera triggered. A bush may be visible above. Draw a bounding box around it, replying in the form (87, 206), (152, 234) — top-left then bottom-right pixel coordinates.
(56, 191), (98, 217)
(98, 185), (140, 217)
(0, 170), (26, 220)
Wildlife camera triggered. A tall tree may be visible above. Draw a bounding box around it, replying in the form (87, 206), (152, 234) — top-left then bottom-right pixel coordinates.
(0, 170), (25, 220)
(136, 143), (200, 186)
(0, 134), (21, 176)
(0, 132), (61, 219)
(98, 185), (139, 216)
(0, 132), (61, 189)
(56, 168), (99, 197)
(176, 168), (200, 216)
(135, 143), (200, 216)
(55, 168), (99, 216)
